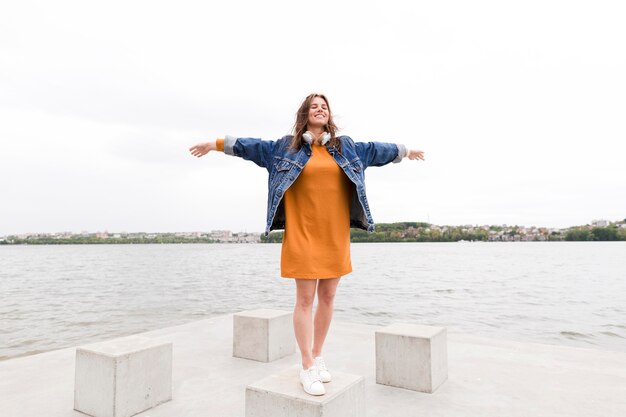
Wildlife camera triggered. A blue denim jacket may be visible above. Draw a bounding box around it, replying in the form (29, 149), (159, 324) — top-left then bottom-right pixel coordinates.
(223, 135), (407, 236)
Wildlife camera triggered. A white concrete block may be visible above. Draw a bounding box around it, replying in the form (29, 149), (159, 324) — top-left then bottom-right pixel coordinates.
(246, 364), (365, 417)
(233, 309), (295, 362)
(376, 323), (447, 393)
(74, 335), (172, 417)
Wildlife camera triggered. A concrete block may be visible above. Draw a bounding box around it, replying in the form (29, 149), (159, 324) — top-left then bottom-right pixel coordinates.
(74, 335), (172, 417)
(375, 323), (447, 393)
(246, 364), (365, 417)
(233, 309), (295, 362)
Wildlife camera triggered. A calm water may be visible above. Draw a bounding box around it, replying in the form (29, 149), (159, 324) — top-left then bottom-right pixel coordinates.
(1, 242), (625, 360)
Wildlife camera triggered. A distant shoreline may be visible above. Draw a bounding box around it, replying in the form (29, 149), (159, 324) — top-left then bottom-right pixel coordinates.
(2, 220), (625, 244)
(2, 241), (625, 246)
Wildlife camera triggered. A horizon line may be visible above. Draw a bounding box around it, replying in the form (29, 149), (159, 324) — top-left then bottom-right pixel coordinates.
(2, 218), (624, 238)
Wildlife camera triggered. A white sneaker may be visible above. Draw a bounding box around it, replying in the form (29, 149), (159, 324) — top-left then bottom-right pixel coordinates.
(299, 366), (325, 396)
(313, 356), (332, 383)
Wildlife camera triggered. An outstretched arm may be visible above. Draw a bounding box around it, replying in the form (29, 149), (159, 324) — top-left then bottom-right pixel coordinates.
(189, 136), (276, 168)
(354, 140), (425, 168)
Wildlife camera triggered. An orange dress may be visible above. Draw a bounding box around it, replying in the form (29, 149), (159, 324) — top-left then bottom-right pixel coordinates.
(280, 143), (353, 279)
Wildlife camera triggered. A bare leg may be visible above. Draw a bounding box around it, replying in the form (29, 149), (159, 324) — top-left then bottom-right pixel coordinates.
(312, 278), (341, 358)
(293, 279), (318, 369)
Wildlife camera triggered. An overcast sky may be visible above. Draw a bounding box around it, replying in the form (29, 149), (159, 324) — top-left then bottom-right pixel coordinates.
(1, 0), (624, 235)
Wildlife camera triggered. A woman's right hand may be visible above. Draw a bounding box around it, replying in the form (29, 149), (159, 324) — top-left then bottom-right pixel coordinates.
(189, 141), (216, 158)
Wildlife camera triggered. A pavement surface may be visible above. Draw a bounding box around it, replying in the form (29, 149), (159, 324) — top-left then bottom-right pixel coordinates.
(1, 313), (625, 417)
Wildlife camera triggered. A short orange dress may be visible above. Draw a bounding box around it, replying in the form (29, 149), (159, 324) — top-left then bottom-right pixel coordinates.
(280, 143), (353, 279)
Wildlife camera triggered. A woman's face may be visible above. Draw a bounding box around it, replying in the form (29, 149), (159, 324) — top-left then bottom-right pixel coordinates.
(307, 96), (329, 129)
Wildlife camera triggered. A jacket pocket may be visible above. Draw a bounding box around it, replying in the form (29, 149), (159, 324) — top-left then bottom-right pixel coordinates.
(270, 159), (295, 185)
(275, 160), (293, 172)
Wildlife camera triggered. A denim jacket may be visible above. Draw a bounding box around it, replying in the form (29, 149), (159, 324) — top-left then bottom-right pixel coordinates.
(223, 135), (407, 236)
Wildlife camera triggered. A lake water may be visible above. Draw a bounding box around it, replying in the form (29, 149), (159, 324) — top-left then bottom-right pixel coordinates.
(1, 242), (625, 361)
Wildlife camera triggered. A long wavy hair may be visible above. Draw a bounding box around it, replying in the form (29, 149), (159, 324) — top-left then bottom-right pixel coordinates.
(289, 93), (341, 152)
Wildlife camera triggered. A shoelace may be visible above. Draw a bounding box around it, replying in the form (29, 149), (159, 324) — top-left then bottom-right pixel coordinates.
(301, 366), (321, 386)
(314, 357), (327, 371)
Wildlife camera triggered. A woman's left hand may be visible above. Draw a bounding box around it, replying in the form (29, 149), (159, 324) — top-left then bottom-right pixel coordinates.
(407, 149), (425, 161)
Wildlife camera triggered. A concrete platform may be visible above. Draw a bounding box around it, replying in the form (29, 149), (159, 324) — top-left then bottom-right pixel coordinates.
(246, 365), (365, 417)
(233, 309), (295, 362)
(74, 335), (172, 417)
(376, 323), (447, 393)
(1, 313), (625, 417)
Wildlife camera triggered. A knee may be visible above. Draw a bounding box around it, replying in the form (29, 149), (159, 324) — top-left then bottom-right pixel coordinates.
(296, 293), (315, 309)
(317, 289), (336, 305)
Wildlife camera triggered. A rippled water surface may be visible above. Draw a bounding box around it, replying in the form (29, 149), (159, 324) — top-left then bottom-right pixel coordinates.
(1, 242), (625, 360)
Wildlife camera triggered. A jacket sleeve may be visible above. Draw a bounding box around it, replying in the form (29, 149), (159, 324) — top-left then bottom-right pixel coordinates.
(223, 135), (276, 169)
(354, 141), (407, 168)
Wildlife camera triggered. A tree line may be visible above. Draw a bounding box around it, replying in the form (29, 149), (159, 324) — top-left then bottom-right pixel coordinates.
(260, 222), (626, 243)
(3, 221), (625, 244)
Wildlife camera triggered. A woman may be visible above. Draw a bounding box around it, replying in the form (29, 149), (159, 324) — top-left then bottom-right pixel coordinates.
(189, 93), (424, 396)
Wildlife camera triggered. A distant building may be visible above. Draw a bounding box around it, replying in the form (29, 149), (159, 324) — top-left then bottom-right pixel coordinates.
(591, 219), (609, 227)
(210, 230), (232, 240)
(232, 233), (261, 243)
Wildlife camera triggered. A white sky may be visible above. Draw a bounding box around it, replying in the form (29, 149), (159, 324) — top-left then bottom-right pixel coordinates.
(1, 0), (625, 235)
